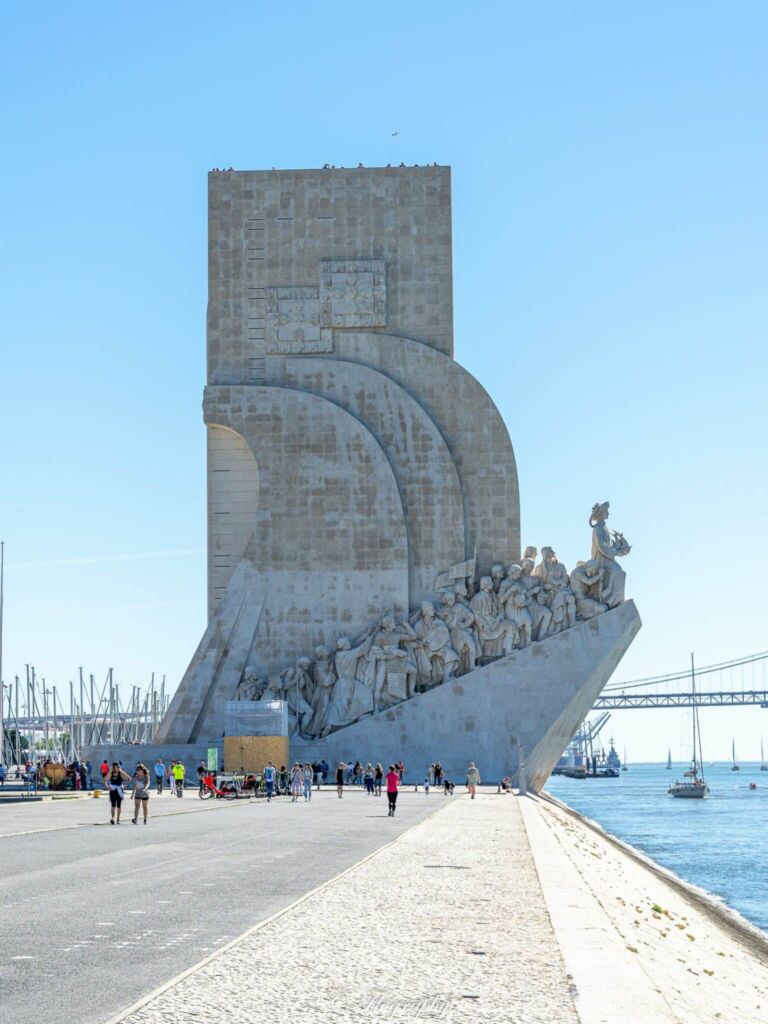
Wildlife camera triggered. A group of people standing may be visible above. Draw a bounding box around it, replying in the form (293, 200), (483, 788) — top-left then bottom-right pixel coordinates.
(104, 762), (149, 825)
(99, 757), (189, 826)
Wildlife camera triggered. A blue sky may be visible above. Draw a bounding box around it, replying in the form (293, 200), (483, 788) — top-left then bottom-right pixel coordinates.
(2, 2), (766, 760)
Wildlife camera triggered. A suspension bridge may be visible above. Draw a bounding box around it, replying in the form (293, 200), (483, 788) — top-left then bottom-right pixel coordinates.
(594, 650), (768, 709)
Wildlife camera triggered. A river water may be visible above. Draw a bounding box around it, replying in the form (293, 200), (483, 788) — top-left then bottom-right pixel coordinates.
(545, 762), (768, 932)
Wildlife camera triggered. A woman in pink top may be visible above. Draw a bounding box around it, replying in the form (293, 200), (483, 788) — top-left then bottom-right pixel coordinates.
(386, 764), (400, 817)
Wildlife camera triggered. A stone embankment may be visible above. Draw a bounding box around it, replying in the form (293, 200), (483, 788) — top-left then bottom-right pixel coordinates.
(108, 792), (768, 1024)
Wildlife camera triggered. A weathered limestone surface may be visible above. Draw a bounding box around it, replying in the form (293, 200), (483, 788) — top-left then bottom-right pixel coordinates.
(203, 384), (409, 664)
(208, 166), (454, 384)
(275, 357), (465, 602)
(294, 600), (641, 788)
(335, 332), (520, 574)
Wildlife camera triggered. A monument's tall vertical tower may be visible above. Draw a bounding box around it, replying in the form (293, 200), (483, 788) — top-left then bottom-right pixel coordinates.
(159, 167), (521, 743)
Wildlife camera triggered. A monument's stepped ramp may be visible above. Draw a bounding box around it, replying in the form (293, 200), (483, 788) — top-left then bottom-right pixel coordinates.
(294, 601), (641, 790)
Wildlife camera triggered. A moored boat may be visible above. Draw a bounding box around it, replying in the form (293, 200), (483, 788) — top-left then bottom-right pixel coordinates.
(669, 654), (709, 799)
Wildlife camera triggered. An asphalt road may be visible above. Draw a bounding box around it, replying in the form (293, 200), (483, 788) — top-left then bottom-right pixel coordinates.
(0, 787), (441, 1024)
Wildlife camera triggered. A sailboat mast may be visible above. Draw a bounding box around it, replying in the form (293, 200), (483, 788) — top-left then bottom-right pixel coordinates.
(690, 652), (704, 779)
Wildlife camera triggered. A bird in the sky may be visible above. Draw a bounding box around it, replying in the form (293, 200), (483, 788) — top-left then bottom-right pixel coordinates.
(391, 131), (399, 137)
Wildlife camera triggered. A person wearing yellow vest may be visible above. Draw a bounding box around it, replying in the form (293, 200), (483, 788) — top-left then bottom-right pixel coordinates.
(172, 761), (186, 798)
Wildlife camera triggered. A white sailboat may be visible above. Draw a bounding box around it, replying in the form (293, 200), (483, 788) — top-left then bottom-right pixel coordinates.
(761, 737), (767, 772)
(622, 746), (628, 772)
(731, 738), (740, 772)
(669, 654), (709, 799)
(666, 749), (672, 770)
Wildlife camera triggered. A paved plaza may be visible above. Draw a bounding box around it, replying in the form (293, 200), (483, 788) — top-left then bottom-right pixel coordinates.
(0, 788), (439, 1024)
(3, 789), (767, 1023)
(115, 794), (577, 1024)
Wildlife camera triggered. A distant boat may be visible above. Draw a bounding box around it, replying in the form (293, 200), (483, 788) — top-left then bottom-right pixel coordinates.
(666, 749), (672, 770)
(731, 738), (740, 772)
(622, 746), (628, 772)
(606, 738), (621, 773)
(669, 654), (709, 799)
(761, 737), (767, 772)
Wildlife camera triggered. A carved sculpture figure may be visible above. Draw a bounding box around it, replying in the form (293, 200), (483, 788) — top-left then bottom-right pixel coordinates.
(439, 591), (478, 675)
(491, 563), (506, 594)
(235, 666), (268, 701)
(470, 576), (515, 659)
(570, 561), (607, 620)
(534, 548), (575, 633)
(499, 565), (532, 648)
(370, 615), (419, 710)
(411, 601), (459, 689)
(590, 502), (630, 609)
(307, 645), (337, 737)
(264, 657), (314, 737)
(325, 632), (376, 731)
(520, 558), (552, 640)
(249, 504), (631, 737)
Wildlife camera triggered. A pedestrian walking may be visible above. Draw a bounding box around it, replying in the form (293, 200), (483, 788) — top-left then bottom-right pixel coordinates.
(434, 762), (443, 787)
(336, 762), (347, 798)
(423, 776), (430, 795)
(290, 763), (303, 802)
(386, 764), (400, 816)
(279, 765), (288, 794)
(197, 761), (207, 795)
(321, 759), (329, 784)
(302, 762), (313, 801)
(374, 762), (383, 796)
(100, 759), (109, 786)
(466, 762), (481, 799)
(153, 758), (165, 795)
(352, 760), (363, 786)
(263, 760), (276, 801)
(364, 763), (375, 794)
(78, 762), (88, 791)
(172, 760), (186, 797)
(397, 760), (405, 781)
(107, 763), (130, 824)
(167, 760), (177, 797)
(429, 763), (436, 786)
(131, 763), (150, 824)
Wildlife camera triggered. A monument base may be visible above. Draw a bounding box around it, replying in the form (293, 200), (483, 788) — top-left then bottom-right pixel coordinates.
(293, 600), (641, 791)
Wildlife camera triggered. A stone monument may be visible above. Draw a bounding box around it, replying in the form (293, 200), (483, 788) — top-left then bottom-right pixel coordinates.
(155, 166), (640, 788)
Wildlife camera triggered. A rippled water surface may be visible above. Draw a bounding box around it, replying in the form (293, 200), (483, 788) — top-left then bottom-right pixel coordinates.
(546, 762), (768, 932)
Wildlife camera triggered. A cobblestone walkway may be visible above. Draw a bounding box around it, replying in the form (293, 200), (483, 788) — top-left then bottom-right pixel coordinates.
(116, 795), (578, 1023)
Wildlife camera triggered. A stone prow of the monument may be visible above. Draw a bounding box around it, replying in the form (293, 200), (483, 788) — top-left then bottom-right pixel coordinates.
(294, 601), (640, 788)
(156, 165), (640, 779)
